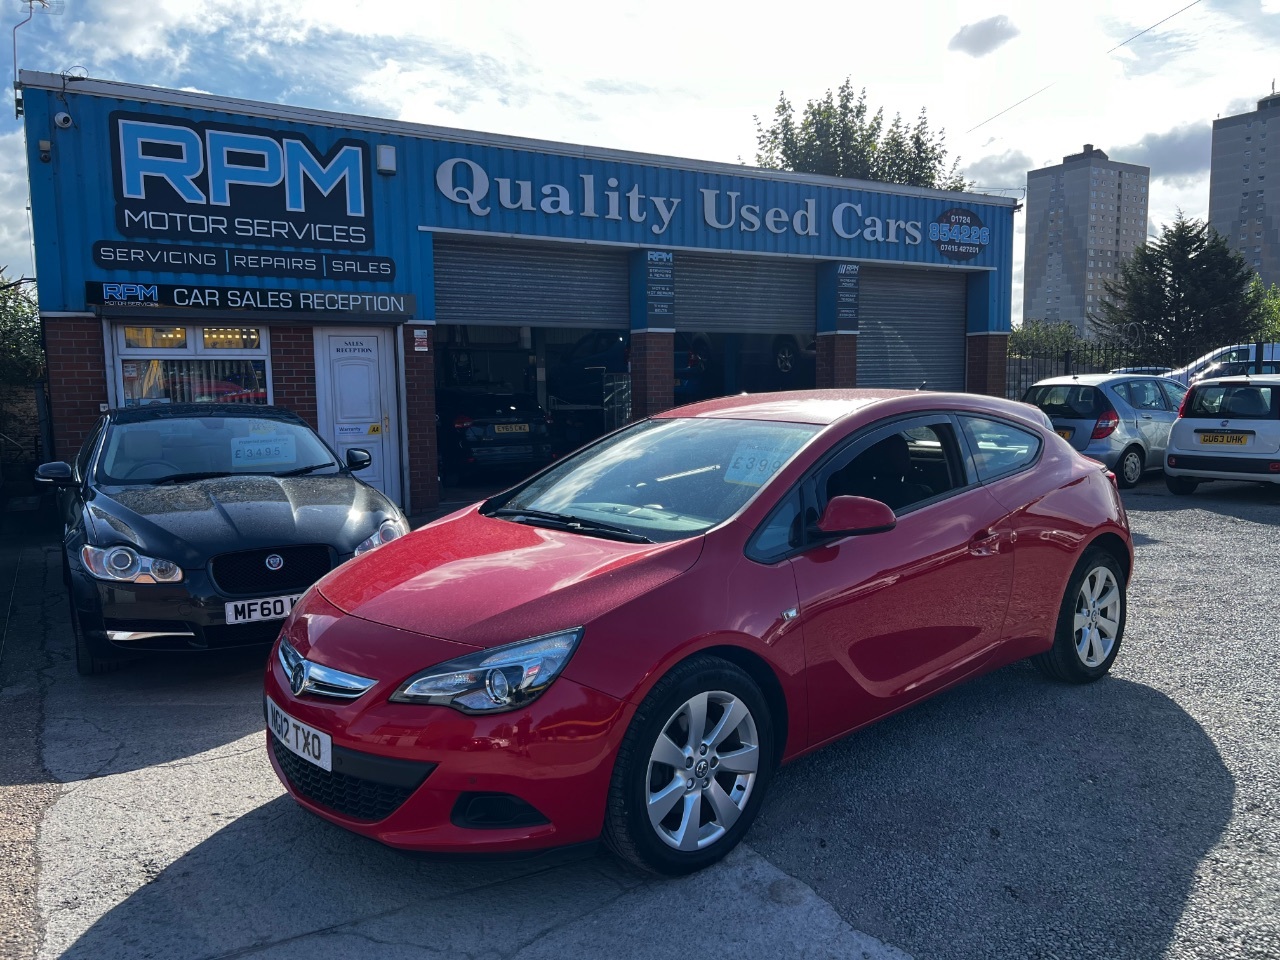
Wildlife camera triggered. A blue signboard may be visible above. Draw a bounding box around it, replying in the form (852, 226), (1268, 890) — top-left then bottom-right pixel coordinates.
(20, 74), (1015, 332)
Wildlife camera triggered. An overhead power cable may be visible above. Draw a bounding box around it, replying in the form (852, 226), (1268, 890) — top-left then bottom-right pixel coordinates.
(965, 0), (1206, 134)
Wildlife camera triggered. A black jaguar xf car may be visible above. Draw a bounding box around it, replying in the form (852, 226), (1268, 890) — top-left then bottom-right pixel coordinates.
(36, 404), (408, 675)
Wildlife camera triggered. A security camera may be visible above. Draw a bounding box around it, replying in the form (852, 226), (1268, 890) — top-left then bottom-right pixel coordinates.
(54, 112), (72, 129)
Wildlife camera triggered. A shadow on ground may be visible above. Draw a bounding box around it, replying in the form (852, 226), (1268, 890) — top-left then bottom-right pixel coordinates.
(750, 663), (1234, 958)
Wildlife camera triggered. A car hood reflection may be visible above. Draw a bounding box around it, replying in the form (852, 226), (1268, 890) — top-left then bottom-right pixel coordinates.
(317, 506), (703, 647)
(95, 475), (389, 565)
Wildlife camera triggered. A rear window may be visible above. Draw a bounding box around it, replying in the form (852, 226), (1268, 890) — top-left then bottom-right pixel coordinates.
(1185, 385), (1277, 420)
(1022, 384), (1106, 418)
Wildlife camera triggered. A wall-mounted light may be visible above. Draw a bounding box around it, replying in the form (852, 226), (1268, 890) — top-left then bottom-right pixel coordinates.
(376, 144), (396, 175)
(38, 139), (50, 163)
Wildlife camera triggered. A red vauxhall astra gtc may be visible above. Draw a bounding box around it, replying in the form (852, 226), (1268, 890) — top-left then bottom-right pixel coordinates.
(264, 389), (1132, 875)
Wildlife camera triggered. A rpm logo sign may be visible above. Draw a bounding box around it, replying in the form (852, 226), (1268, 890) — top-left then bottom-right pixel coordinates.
(110, 112), (373, 250)
(929, 208), (989, 262)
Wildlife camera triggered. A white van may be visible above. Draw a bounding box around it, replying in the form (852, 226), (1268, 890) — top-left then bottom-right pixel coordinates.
(1166, 343), (1280, 385)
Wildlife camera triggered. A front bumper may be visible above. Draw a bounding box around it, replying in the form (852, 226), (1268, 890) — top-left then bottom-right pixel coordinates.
(72, 563), (348, 654)
(263, 636), (631, 855)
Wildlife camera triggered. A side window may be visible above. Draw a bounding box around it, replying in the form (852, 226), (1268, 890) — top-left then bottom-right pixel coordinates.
(1158, 380), (1188, 410)
(1112, 382), (1133, 406)
(960, 416), (1042, 482)
(746, 490), (804, 563)
(822, 420), (963, 514)
(1129, 380), (1167, 411)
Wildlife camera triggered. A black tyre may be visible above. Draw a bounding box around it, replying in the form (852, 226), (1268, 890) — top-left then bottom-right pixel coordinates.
(1033, 547), (1126, 684)
(1165, 473), (1199, 496)
(1116, 446), (1144, 489)
(603, 655), (775, 876)
(71, 603), (126, 677)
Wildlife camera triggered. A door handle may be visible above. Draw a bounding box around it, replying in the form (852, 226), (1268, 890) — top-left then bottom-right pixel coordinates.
(969, 529), (1003, 557)
(1141, 414), (1153, 420)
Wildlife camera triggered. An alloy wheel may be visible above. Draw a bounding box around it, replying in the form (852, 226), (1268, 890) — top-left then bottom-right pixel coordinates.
(775, 344), (795, 373)
(1073, 565), (1121, 667)
(645, 690), (760, 851)
(1121, 449), (1143, 486)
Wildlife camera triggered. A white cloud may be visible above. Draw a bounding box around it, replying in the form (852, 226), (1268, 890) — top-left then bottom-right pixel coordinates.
(4, 0), (1278, 323)
(0, 132), (36, 280)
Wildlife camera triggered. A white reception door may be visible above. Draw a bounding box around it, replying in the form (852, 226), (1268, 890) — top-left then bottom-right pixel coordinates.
(315, 328), (400, 504)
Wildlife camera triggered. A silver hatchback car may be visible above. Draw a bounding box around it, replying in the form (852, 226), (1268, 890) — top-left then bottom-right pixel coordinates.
(1022, 374), (1189, 488)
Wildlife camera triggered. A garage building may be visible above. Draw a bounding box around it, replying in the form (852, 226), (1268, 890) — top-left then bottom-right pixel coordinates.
(19, 71), (1016, 513)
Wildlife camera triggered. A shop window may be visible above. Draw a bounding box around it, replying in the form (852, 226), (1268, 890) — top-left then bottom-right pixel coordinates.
(124, 326), (188, 349)
(115, 325), (271, 407)
(202, 327), (261, 350)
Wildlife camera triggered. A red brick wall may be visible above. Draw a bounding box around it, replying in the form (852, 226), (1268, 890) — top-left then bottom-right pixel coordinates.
(966, 333), (1010, 398)
(629, 331), (675, 420)
(43, 316), (108, 461)
(402, 326), (439, 511)
(816, 334), (858, 388)
(268, 326), (319, 428)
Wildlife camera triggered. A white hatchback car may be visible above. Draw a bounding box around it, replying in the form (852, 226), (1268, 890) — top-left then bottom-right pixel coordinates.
(1164, 376), (1280, 494)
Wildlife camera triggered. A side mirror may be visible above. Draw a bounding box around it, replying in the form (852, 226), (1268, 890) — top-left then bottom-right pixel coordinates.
(816, 495), (896, 536)
(35, 461), (75, 486)
(346, 448), (373, 471)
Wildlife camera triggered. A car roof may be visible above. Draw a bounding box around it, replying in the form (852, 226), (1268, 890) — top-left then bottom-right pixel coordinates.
(655, 388), (1042, 427)
(1189, 375), (1280, 387)
(1029, 373), (1166, 388)
(106, 403), (307, 425)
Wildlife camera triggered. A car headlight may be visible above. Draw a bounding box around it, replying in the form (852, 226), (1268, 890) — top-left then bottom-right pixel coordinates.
(354, 517), (409, 555)
(81, 545), (184, 583)
(389, 628), (583, 713)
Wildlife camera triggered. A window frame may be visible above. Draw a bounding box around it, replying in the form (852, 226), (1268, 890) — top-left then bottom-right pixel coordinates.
(744, 413), (972, 565)
(111, 324), (274, 408)
(75, 417), (106, 484)
(954, 414), (1045, 485)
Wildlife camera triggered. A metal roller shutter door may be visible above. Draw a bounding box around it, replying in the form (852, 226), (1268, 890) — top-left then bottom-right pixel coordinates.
(675, 255), (815, 335)
(857, 267), (967, 391)
(433, 235), (629, 328)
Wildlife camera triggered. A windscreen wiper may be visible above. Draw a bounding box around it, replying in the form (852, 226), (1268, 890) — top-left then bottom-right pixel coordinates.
(273, 462), (337, 477)
(152, 471), (238, 485)
(487, 508), (653, 543)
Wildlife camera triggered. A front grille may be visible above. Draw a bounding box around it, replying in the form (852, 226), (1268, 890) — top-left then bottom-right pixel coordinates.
(211, 545), (332, 595)
(271, 736), (430, 822)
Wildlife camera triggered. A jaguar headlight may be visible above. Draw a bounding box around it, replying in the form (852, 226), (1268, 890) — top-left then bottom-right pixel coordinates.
(81, 545), (184, 583)
(390, 628), (583, 713)
(355, 517), (409, 555)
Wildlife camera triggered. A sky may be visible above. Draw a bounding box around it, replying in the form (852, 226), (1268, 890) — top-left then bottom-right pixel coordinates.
(3, 0), (1280, 325)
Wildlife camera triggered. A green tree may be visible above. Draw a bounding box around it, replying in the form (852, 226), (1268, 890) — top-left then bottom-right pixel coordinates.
(1090, 214), (1264, 365)
(0, 272), (42, 385)
(1008, 319), (1092, 358)
(754, 79), (969, 190)
(1254, 277), (1280, 342)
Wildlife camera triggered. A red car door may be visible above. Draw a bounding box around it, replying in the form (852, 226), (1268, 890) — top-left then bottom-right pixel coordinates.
(790, 417), (1016, 749)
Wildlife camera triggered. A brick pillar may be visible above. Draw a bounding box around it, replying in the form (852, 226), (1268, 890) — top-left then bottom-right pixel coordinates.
(629, 330), (674, 420)
(966, 333), (1010, 398)
(402, 325), (439, 512)
(268, 326), (319, 428)
(816, 333), (858, 388)
(42, 315), (108, 461)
